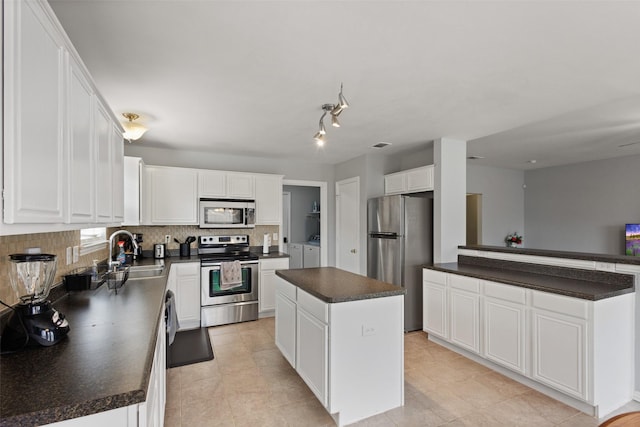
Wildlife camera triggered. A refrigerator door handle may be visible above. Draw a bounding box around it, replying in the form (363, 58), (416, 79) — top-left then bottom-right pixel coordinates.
(369, 232), (398, 239)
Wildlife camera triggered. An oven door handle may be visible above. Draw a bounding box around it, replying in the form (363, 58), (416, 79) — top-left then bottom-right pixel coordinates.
(201, 261), (258, 268)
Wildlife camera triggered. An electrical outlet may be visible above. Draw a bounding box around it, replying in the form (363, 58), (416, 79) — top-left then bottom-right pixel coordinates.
(273, 233), (278, 241)
(165, 235), (171, 244)
(362, 325), (376, 337)
(72, 246), (79, 263)
(66, 247), (72, 265)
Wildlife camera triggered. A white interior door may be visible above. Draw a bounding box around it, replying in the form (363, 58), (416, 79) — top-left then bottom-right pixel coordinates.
(282, 191), (291, 253)
(336, 177), (360, 274)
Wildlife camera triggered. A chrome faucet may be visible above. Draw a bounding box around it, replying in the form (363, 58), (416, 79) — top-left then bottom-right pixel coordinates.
(108, 230), (139, 269)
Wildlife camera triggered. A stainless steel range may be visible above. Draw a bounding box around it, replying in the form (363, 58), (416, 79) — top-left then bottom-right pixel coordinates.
(199, 235), (259, 327)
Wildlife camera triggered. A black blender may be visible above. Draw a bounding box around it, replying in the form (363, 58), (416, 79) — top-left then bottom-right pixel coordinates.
(1, 254), (70, 351)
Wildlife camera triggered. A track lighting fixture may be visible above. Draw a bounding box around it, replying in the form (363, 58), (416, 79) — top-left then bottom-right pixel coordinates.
(312, 84), (349, 146)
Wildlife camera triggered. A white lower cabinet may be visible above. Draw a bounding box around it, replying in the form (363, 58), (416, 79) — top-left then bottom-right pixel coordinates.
(275, 277), (297, 368)
(422, 270), (448, 339)
(259, 258), (290, 314)
(531, 294), (588, 400)
(167, 262), (201, 330)
(448, 275), (480, 354)
(422, 268), (635, 417)
(296, 304), (329, 406)
(482, 280), (527, 375)
(483, 297), (527, 374)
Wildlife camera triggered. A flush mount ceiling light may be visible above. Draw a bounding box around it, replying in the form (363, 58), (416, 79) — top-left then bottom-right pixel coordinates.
(312, 84), (350, 146)
(121, 113), (148, 142)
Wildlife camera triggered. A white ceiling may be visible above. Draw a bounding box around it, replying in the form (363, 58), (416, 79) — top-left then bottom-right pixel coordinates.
(48, 0), (640, 169)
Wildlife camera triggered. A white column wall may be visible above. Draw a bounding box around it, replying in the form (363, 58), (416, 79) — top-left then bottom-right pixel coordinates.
(434, 138), (467, 263)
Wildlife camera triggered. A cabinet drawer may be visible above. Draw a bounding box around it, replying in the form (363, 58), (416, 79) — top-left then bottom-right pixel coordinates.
(261, 258), (290, 271)
(483, 281), (526, 304)
(449, 274), (479, 293)
(531, 291), (588, 319)
(276, 277), (297, 301)
(298, 289), (328, 323)
(423, 269), (447, 285)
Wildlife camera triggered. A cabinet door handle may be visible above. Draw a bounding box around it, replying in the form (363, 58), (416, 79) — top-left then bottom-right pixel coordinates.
(350, 249), (357, 254)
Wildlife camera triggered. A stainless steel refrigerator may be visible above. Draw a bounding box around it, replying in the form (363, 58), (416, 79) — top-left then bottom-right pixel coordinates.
(367, 194), (433, 332)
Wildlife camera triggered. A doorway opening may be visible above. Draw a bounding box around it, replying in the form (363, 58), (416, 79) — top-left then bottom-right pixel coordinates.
(466, 193), (482, 245)
(282, 180), (327, 267)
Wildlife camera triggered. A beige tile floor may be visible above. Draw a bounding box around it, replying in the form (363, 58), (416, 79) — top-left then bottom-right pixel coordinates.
(164, 318), (639, 426)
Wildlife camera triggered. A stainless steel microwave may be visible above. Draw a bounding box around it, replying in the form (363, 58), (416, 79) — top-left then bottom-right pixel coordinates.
(199, 199), (256, 228)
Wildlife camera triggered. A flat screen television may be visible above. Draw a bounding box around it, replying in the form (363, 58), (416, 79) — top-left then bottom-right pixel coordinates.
(625, 224), (640, 256)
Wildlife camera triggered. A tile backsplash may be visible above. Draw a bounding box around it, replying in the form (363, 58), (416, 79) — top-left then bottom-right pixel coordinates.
(114, 224), (279, 252)
(0, 225), (278, 311)
(0, 231), (109, 309)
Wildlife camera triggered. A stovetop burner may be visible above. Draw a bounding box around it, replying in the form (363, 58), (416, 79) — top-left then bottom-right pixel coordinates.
(198, 234), (258, 264)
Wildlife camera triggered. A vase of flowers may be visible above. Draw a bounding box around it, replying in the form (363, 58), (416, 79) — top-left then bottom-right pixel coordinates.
(505, 232), (522, 247)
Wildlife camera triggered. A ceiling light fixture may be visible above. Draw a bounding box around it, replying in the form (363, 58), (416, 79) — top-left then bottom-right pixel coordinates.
(121, 113), (148, 142)
(312, 84), (350, 146)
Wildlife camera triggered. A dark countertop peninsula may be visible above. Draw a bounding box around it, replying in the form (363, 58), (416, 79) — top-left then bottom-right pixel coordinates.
(424, 246), (635, 301)
(276, 267), (405, 303)
(459, 244), (640, 266)
(0, 256), (186, 427)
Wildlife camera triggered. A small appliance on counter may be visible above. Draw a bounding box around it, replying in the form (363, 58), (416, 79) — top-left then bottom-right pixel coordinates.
(154, 243), (166, 259)
(132, 233), (144, 259)
(1, 254), (70, 350)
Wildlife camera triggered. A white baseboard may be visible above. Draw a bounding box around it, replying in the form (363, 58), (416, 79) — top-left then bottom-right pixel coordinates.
(633, 390), (640, 402)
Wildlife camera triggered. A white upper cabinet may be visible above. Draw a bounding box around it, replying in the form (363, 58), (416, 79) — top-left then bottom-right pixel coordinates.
(255, 174), (283, 225)
(145, 166), (198, 225)
(3, 0), (66, 224)
(123, 156), (144, 226)
(111, 123), (125, 222)
(2, 0), (124, 231)
(384, 165), (434, 195)
(198, 170), (255, 199)
(67, 55), (95, 223)
(198, 170), (227, 198)
(227, 172), (255, 199)
(94, 99), (113, 223)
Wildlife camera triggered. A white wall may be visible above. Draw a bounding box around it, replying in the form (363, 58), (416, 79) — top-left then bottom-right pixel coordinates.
(524, 154), (640, 254)
(467, 164), (525, 246)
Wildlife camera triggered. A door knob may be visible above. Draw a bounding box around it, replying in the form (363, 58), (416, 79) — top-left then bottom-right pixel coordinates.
(350, 249), (357, 253)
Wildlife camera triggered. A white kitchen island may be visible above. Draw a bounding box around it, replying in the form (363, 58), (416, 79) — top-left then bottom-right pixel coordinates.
(275, 267), (406, 427)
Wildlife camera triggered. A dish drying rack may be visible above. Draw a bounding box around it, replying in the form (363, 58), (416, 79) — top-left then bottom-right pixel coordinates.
(105, 266), (129, 293)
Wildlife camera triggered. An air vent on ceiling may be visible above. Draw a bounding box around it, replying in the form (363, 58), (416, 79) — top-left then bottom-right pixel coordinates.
(619, 141), (640, 148)
(372, 142), (392, 149)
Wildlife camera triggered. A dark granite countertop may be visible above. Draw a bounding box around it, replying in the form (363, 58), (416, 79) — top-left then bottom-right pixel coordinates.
(459, 245), (640, 265)
(425, 262), (634, 301)
(0, 257), (175, 426)
(276, 267), (405, 303)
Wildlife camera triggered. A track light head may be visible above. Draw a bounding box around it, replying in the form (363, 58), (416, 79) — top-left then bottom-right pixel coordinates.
(311, 86), (349, 145)
(337, 83), (349, 109)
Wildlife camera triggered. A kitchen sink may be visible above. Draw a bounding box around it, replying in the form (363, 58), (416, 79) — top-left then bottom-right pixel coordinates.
(127, 264), (165, 279)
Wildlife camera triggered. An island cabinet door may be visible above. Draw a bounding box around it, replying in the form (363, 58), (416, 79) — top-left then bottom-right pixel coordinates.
(275, 292), (297, 368)
(296, 307), (329, 407)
